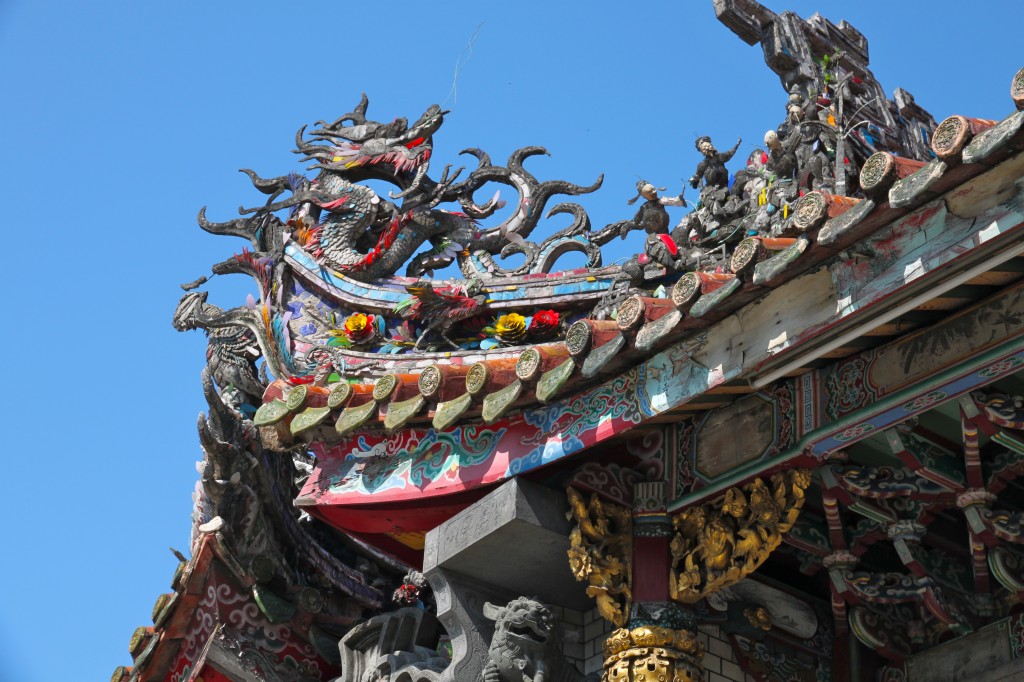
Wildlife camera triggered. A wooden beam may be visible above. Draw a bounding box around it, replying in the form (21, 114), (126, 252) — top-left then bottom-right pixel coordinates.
(858, 322), (925, 337)
(705, 382), (758, 395)
(913, 296), (977, 311)
(941, 283), (1003, 299)
(966, 270), (1024, 286)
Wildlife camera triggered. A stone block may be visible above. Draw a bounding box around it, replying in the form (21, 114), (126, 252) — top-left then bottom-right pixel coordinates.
(703, 652), (722, 674)
(722, 660), (745, 680)
(708, 635), (734, 660)
(562, 642), (584, 661)
(564, 608), (584, 626)
(424, 477), (588, 610)
(584, 618), (606, 643)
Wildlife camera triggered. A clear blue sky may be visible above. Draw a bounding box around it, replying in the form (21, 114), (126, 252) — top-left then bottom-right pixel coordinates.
(1, 1), (1019, 679)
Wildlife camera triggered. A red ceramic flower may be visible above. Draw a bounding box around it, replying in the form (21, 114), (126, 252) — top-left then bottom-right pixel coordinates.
(529, 309), (560, 338)
(392, 583), (421, 606)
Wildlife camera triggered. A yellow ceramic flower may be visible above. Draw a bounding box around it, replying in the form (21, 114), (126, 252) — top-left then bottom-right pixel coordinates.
(345, 313), (369, 334)
(342, 312), (375, 343)
(493, 313), (527, 342)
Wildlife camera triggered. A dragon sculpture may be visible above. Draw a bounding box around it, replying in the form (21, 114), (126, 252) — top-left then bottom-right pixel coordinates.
(177, 1), (944, 387)
(198, 95), (606, 283)
(155, 5), (968, 680)
(172, 290), (265, 409)
(176, 42), (936, 387)
(482, 598), (583, 682)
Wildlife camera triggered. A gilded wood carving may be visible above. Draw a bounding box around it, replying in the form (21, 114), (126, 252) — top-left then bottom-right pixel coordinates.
(670, 469), (811, 603)
(566, 488), (633, 627)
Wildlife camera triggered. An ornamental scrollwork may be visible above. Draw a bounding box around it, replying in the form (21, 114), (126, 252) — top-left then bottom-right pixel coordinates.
(829, 464), (950, 498)
(566, 487), (632, 627)
(670, 469), (811, 604)
(966, 504), (1024, 545)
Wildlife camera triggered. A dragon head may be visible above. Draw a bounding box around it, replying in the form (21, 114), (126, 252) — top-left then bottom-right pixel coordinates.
(405, 104), (447, 145)
(173, 290), (214, 332)
(294, 98), (453, 210)
(299, 99), (446, 177)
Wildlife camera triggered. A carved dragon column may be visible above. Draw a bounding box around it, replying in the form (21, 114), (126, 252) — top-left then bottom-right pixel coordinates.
(568, 469), (811, 682)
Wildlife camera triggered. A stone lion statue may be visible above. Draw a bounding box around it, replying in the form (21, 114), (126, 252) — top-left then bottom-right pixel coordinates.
(482, 597), (583, 682)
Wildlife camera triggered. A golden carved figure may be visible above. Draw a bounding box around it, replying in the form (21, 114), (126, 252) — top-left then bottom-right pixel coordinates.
(670, 469), (811, 604)
(566, 487), (633, 627)
(744, 606), (773, 631)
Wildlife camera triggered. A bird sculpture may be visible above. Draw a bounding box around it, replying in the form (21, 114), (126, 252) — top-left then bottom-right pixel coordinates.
(393, 280), (486, 350)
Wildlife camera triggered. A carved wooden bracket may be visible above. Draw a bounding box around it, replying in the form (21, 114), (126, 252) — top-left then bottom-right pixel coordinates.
(566, 487), (633, 628)
(669, 469), (811, 604)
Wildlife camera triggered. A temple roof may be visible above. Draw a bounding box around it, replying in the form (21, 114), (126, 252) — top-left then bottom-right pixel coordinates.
(109, 3), (1024, 678)
(163, 2), (1024, 555)
(285, 96), (1024, 522)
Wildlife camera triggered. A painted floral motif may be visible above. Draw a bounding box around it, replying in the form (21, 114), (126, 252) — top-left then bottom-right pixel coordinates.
(342, 312), (376, 344)
(734, 634), (828, 682)
(674, 419), (697, 498)
(340, 368), (644, 493)
(1010, 611), (1024, 659)
(330, 425), (509, 494)
(511, 371), (644, 476)
(528, 309), (560, 339)
(284, 279), (571, 357)
(407, 425), (506, 486)
(833, 422), (875, 442)
(317, 368), (649, 498)
(169, 575), (326, 682)
(170, 664), (193, 682)
(625, 429), (667, 482)
(768, 380), (796, 451)
(824, 356), (873, 420)
(521, 400), (569, 435)
(901, 390), (947, 412)
(507, 434), (586, 476)
(979, 354), (1024, 378)
(526, 369), (643, 445)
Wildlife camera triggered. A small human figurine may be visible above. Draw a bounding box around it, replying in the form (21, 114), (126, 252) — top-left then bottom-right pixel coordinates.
(622, 180), (686, 232)
(778, 93), (837, 190)
(763, 129), (798, 180)
(778, 90), (807, 138)
(620, 180), (687, 269)
(688, 136), (742, 190)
